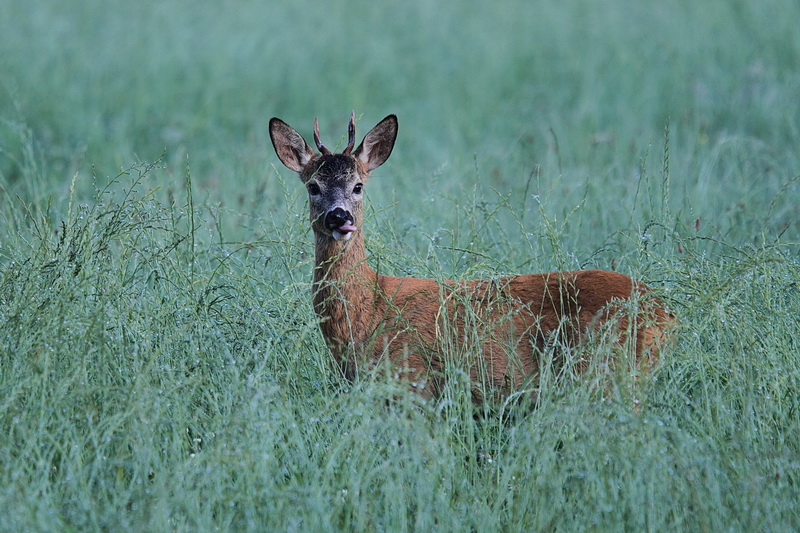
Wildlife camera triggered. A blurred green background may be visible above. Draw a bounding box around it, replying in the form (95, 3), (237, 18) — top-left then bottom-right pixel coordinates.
(3, 0), (797, 216)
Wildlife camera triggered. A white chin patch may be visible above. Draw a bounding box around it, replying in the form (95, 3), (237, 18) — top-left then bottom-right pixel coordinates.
(332, 229), (354, 242)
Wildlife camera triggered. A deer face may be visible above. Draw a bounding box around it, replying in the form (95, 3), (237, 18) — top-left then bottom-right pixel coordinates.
(269, 113), (398, 243)
(303, 154), (364, 242)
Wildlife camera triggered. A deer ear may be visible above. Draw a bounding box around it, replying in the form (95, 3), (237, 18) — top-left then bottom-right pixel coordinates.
(269, 118), (315, 173)
(354, 115), (397, 172)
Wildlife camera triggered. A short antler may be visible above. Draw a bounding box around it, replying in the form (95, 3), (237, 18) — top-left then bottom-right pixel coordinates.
(343, 111), (356, 155)
(313, 117), (332, 155)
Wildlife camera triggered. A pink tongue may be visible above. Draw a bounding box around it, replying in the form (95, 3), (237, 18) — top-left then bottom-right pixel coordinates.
(339, 224), (357, 233)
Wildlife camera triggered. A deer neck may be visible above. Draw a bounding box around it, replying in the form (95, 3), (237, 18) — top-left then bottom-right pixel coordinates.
(312, 230), (378, 331)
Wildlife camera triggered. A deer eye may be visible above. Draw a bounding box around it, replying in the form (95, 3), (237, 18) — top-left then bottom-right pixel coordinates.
(307, 182), (321, 195)
(353, 183), (363, 194)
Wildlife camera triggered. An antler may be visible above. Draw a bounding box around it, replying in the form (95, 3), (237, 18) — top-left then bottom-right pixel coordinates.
(313, 117), (332, 155)
(314, 113), (356, 155)
(343, 110), (356, 154)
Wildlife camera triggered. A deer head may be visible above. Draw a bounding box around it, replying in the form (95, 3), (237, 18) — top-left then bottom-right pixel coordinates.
(269, 112), (398, 242)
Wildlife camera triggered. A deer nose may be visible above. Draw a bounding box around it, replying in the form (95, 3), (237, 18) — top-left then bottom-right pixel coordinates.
(324, 207), (352, 230)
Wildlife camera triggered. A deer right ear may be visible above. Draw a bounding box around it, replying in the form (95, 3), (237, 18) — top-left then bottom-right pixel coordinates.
(354, 114), (398, 172)
(269, 118), (315, 173)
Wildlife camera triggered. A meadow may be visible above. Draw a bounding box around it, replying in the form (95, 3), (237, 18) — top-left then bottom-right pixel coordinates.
(1, 0), (799, 530)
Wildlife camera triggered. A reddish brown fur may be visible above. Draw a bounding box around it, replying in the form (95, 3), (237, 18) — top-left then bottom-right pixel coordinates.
(269, 113), (674, 402)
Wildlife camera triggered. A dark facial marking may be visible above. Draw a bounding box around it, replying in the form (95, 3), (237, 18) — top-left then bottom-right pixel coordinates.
(309, 154), (357, 182)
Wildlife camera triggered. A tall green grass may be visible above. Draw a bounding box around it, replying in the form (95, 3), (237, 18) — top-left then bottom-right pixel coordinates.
(2, 0), (799, 530)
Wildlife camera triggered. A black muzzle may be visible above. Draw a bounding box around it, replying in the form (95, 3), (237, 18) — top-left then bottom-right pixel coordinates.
(324, 207), (353, 231)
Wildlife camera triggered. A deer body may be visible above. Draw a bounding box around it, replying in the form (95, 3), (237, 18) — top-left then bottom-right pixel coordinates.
(270, 113), (673, 401)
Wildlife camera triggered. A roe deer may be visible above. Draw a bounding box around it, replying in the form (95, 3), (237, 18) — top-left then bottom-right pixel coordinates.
(269, 112), (675, 403)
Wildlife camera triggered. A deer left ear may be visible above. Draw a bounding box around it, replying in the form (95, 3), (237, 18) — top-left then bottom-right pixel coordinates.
(269, 117), (315, 173)
(354, 115), (398, 172)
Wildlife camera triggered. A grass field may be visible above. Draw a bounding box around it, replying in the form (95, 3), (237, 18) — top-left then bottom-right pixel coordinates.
(1, 0), (799, 530)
